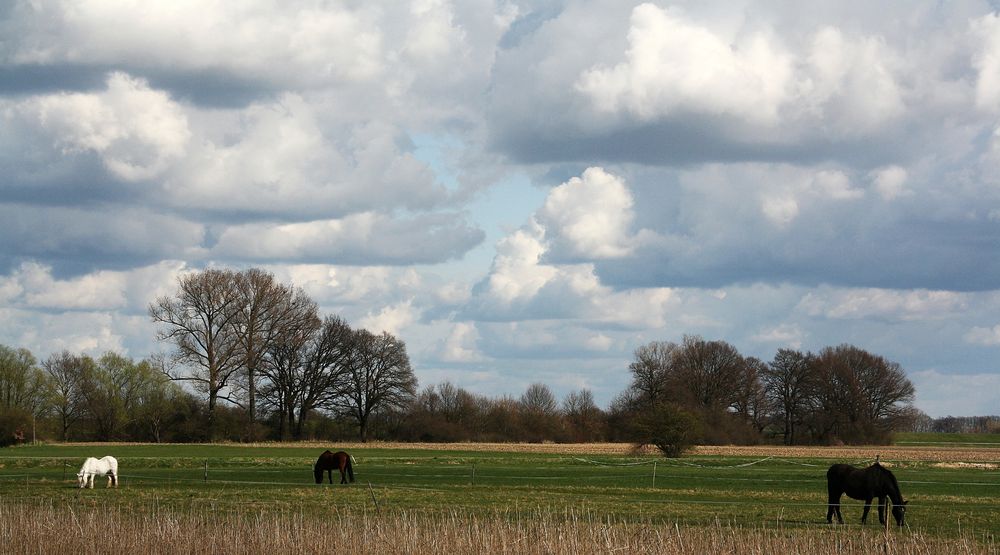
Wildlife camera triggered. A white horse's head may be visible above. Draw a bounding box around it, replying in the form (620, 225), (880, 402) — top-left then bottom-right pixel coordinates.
(76, 471), (86, 488)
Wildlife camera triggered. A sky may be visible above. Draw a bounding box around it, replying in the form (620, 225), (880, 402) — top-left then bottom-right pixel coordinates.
(2, 1), (1000, 418)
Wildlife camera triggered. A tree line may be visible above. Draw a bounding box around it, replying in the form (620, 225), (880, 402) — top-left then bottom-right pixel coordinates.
(0, 267), (949, 449)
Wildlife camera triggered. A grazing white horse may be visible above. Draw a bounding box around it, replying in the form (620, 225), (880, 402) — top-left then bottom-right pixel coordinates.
(77, 456), (118, 489)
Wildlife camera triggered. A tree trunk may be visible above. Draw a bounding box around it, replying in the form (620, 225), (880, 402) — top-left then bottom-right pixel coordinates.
(207, 393), (217, 440)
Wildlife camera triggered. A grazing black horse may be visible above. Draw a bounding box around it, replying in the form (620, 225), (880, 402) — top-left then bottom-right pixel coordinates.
(827, 462), (907, 526)
(314, 450), (355, 484)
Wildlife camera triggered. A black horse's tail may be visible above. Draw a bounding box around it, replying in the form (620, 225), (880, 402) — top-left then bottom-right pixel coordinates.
(346, 455), (355, 483)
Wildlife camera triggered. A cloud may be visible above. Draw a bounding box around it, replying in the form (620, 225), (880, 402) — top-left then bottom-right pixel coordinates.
(15, 72), (190, 181)
(164, 99), (452, 218)
(359, 300), (417, 336)
(0, 204), (205, 270)
(489, 2), (948, 166)
(870, 165), (909, 200)
(577, 4), (793, 125)
(211, 212), (483, 265)
(439, 322), (486, 363)
(4, 1), (384, 86)
(965, 325), (1000, 346)
(972, 13), (1000, 112)
(910, 368), (1000, 417)
(0, 260), (187, 313)
(466, 168), (675, 327)
(798, 288), (969, 321)
(537, 167), (638, 259)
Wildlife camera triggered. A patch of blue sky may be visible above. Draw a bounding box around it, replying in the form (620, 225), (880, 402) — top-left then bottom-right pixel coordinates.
(412, 133), (546, 278)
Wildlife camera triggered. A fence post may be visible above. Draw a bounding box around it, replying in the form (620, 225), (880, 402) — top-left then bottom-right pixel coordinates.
(652, 461), (657, 488)
(368, 481), (379, 511)
(471, 464), (476, 485)
(63, 462), (67, 482)
(204, 460), (208, 482)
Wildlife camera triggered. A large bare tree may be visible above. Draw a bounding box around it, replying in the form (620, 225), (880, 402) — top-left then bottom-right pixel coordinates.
(149, 268), (243, 439)
(260, 314), (353, 440)
(627, 340), (678, 407)
(762, 349), (818, 445)
(332, 330), (417, 442)
(812, 345), (916, 443)
(231, 268), (317, 433)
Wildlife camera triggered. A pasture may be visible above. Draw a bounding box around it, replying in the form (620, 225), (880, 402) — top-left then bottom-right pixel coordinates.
(1, 438), (998, 553)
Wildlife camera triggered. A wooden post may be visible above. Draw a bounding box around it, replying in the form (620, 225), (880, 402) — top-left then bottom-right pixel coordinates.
(471, 464), (476, 485)
(652, 461), (657, 488)
(368, 481), (379, 511)
(204, 460), (208, 482)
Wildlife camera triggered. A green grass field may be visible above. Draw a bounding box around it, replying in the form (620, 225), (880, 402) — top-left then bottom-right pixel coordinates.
(1, 441), (999, 545)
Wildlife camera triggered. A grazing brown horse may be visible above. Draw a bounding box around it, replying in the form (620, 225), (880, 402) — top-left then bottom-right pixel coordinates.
(314, 450), (355, 484)
(827, 462), (907, 526)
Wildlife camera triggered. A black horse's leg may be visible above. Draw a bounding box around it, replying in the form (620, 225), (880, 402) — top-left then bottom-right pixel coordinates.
(328, 470), (333, 484)
(878, 496), (886, 525)
(340, 461), (347, 484)
(861, 498), (873, 524)
(827, 491), (844, 524)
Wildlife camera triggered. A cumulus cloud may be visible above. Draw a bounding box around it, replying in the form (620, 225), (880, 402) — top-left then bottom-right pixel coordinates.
(0, 260), (186, 313)
(360, 300), (417, 336)
(4, 1), (384, 86)
(537, 167), (638, 259)
(467, 168), (674, 327)
(577, 4), (793, 125)
(14, 72), (190, 181)
(577, 4), (904, 133)
(439, 322), (486, 362)
(165, 99), (451, 218)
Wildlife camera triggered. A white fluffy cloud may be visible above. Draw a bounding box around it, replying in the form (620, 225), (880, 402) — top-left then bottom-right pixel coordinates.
(577, 4), (793, 125)
(538, 167), (638, 259)
(5, 1), (384, 85)
(972, 13), (1000, 112)
(165, 98), (449, 217)
(14, 72), (190, 180)
(576, 4), (904, 134)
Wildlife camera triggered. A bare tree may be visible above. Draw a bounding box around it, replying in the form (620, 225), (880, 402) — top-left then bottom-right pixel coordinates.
(231, 268), (316, 435)
(292, 315), (352, 439)
(812, 345), (916, 443)
(149, 268), (243, 439)
(562, 389), (606, 442)
(672, 335), (747, 411)
(762, 349), (817, 445)
(332, 330), (417, 442)
(627, 341), (678, 407)
(519, 382), (560, 441)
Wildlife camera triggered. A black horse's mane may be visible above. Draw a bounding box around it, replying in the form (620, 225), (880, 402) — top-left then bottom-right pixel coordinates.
(872, 462), (903, 501)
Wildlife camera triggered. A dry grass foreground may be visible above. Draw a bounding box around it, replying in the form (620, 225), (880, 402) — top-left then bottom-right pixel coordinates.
(0, 503), (992, 555)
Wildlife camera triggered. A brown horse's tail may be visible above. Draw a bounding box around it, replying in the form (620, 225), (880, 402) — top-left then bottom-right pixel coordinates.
(346, 455), (355, 483)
